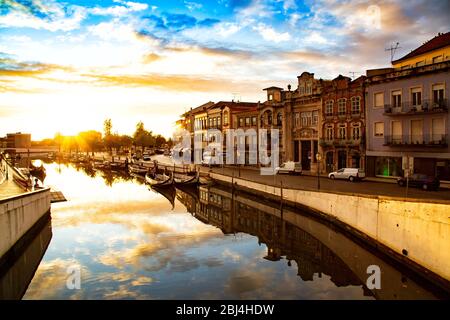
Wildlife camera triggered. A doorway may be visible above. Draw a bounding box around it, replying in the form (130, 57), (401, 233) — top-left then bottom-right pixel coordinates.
(301, 141), (311, 170)
(338, 150), (347, 169)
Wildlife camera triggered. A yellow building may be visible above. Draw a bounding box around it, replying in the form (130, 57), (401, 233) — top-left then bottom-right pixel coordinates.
(392, 32), (450, 69)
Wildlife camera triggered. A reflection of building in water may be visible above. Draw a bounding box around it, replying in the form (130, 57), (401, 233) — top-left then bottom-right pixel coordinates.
(177, 185), (443, 299)
(182, 185), (365, 292)
(0, 215), (52, 300)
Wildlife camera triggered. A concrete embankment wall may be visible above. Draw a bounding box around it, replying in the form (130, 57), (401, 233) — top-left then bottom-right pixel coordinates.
(210, 173), (450, 285)
(0, 189), (51, 259)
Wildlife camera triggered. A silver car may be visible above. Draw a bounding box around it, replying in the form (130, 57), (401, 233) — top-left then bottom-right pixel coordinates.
(328, 168), (365, 182)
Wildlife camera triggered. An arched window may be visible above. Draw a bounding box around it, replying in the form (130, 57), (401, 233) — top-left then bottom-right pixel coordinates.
(223, 111), (229, 125)
(277, 112), (282, 126)
(267, 111), (272, 125)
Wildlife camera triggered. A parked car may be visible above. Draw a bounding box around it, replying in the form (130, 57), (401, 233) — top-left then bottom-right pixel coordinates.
(397, 174), (440, 191)
(275, 162), (302, 175)
(328, 168), (365, 182)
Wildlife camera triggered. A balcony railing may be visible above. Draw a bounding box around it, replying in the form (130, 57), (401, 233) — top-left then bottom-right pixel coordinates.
(384, 134), (448, 147)
(384, 99), (448, 115)
(324, 111), (363, 118)
(319, 138), (362, 147)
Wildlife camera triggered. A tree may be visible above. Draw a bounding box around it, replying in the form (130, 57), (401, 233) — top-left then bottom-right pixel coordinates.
(103, 119), (113, 153)
(155, 134), (166, 148)
(78, 131), (102, 156)
(133, 121), (154, 151)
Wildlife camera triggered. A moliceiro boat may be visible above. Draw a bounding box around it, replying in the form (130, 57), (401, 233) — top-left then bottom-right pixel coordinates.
(173, 172), (199, 187)
(145, 172), (173, 187)
(128, 164), (148, 176)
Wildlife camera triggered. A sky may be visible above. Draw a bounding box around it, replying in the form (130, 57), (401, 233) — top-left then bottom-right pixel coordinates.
(0, 0), (449, 140)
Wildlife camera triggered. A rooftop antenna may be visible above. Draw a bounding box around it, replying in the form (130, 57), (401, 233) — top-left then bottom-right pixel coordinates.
(349, 72), (361, 80)
(385, 42), (401, 63)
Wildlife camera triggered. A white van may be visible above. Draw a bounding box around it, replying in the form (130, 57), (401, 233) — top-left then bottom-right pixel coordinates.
(276, 162), (302, 175)
(328, 168), (365, 182)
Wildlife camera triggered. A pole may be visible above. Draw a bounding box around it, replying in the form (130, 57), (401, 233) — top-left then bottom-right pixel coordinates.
(317, 159), (321, 190)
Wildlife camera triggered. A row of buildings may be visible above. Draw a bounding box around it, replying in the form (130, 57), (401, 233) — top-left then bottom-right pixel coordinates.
(176, 32), (450, 181)
(0, 132), (31, 149)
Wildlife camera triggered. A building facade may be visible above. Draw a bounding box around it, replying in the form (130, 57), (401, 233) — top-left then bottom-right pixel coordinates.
(320, 75), (366, 173)
(366, 62), (450, 180)
(286, 72), (326, 173)
(6, 133), (31, 149)
(366, 33), (450, 181)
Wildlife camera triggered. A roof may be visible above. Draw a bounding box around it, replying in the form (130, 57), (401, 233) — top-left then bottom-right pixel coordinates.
(392, 32), (450, 64)
(263, 86), (284, 91)
(184, 101), (215, 116)
(212, 101), (258, 109)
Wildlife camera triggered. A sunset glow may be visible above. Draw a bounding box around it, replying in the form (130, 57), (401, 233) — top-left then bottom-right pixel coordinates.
(1, 0), (449, 139)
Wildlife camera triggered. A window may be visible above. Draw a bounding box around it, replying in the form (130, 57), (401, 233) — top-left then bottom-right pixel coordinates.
(374, 122), (384, 137)
(374, 92), (384, 108)
(338, 99), (346, 115)
(351, 96), (361, 114)
(245, 117), (250, 126)
(411, 87), (422, 107)
(325, 100), (333, 116)
(224, 112), (229, 125)
(277, 112), (282, 126)
(306, 84), (312, 94)
(252, 116), (257, 126)
(352, 125), (361, 141)
(432, 84), (445, 105)
(391, 121), (402, 143)
(432, 55), (443, 64)
(294, 112), (300, 128)
(432, 118), (445, 142)
(312, 111), (319, 126)
(239, 118), (244, 127)
(268, 112), (272, 125)
(301, 113), (309, 127)
(338, 124), (346, 140)
(326, 126), (334, 140)
(260, 115), (264, 126)
(416, 60), (425, 67)
(411, 119), (423, 143)
(392, 90), (402, 108)
(268, 94), (273, 101)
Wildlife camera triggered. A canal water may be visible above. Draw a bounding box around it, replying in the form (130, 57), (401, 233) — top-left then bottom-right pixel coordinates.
(1, 162), (446, 299)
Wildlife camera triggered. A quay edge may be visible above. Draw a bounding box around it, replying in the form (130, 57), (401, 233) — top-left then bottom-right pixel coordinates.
(209, 172), (450, 293)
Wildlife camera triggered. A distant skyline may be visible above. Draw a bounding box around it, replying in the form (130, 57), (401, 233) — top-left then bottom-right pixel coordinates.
(1, 0), (449, 140)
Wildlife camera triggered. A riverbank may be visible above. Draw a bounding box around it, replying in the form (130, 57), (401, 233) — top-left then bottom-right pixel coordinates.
(210, 172), (450, 293)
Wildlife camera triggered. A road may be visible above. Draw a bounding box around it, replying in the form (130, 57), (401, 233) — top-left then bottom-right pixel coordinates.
(130, 155), (450, 202)
(207, 166), (450, 201)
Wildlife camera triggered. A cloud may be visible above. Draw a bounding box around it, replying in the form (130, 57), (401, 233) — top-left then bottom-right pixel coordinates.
(90, 1), (148, 16)
(253, 23), (291, 42)
(184, 1), (203, 11)
(0, 1), (87, 31)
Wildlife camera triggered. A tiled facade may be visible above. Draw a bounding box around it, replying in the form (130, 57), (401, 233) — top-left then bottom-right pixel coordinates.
(320, 75), (366, 173)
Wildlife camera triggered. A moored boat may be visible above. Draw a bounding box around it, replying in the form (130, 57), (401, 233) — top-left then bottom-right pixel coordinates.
(145, 173), (173, 187)
(173, 172), (199, 187)
(128, 164), (148, 175)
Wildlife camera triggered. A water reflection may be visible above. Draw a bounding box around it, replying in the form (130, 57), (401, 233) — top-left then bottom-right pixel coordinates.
(0, 216), (52, 300)
(5, 163), (443, 300)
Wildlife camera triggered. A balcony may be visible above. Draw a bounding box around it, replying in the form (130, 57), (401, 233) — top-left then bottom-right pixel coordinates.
(384, 134), (448, 147)
(319, 138), (362, 147)
(324, 111), (363, 119)
(384, 99), (448, 115)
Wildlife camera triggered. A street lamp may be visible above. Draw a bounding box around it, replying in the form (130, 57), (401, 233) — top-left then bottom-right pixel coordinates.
(316, 153), (322, 190)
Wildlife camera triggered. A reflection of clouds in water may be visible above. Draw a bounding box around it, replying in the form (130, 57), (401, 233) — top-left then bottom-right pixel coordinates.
(23, 258), (88, 300)
(222, 248), (242, 262)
